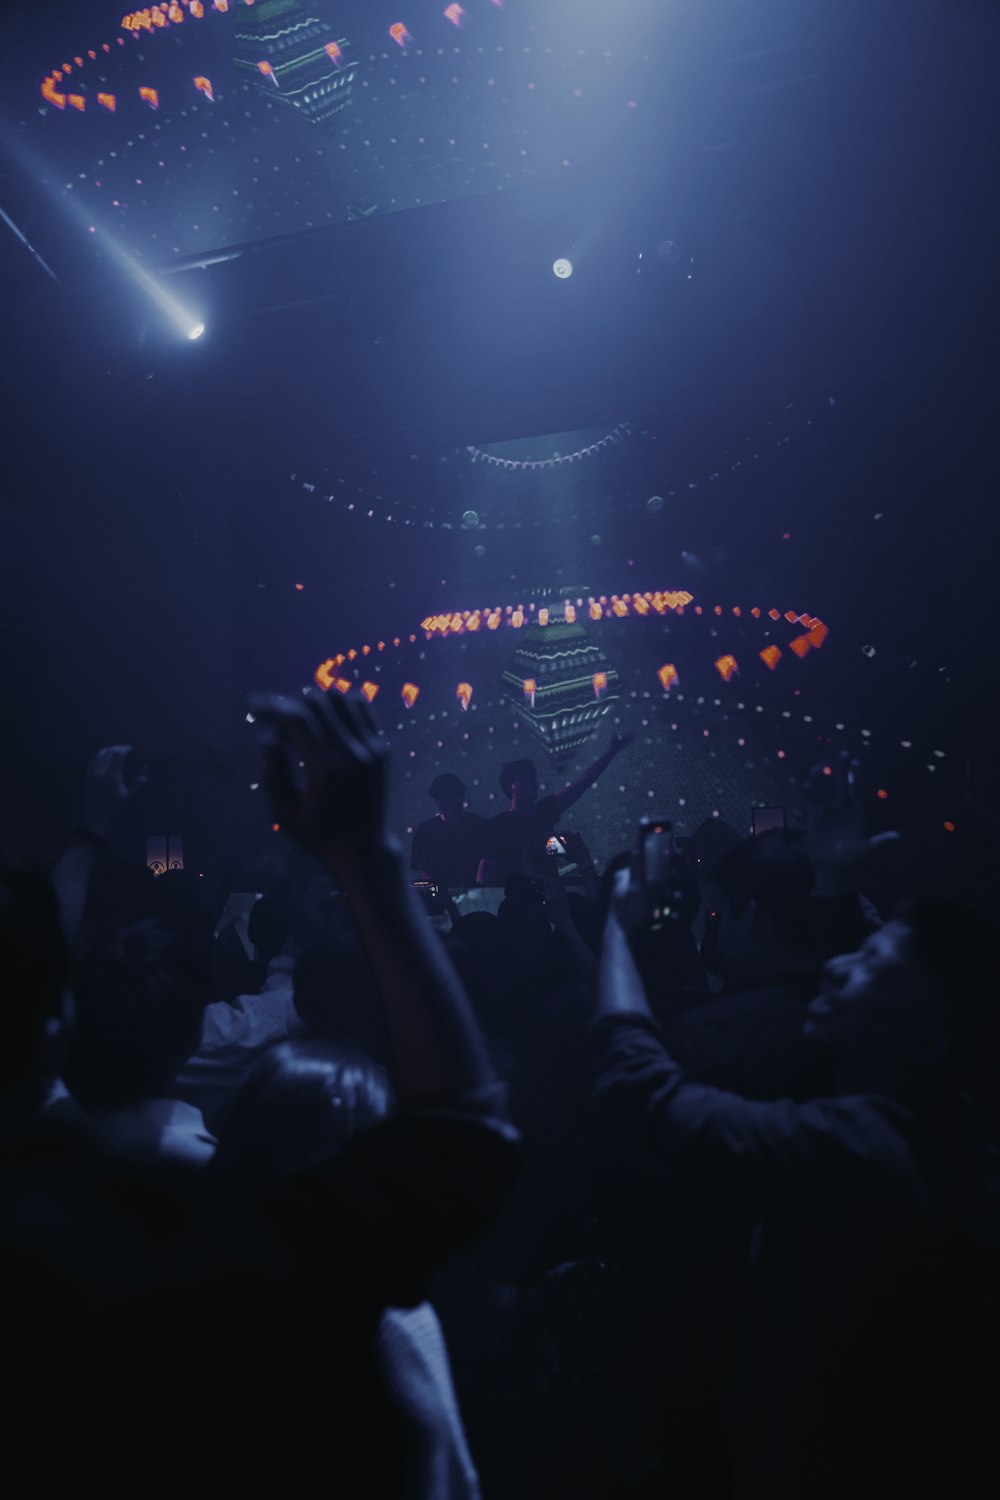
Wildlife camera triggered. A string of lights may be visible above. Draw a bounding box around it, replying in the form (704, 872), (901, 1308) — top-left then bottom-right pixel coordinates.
(293, 398), (838, 532)
(465, 422), (631, 470)
(310, 589), (828, 697)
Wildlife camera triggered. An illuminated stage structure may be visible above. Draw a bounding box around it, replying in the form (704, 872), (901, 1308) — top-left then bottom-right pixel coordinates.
(501, 609), (620, 766)
(233, 0), (354, 127)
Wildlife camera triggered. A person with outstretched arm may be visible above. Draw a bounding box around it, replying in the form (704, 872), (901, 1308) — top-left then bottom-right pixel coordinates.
(476, 734), (633, 886)
(3, 687), (518, 1498)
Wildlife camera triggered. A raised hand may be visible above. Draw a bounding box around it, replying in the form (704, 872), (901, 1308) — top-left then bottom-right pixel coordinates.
(82, 745), (149, 840)
(250, 686), (390, 872)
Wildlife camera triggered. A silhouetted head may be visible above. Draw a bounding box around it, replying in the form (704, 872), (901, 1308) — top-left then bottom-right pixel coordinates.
(499, 758), (539, 810)
(805, 901), (997, 1077)
(214, 1040), (393, 1175)
(703, 830), (816, 986)
(66, 921), (210, 1111)
(429, 772), (466, 821)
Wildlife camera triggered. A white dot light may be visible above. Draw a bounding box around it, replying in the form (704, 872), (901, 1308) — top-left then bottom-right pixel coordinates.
(187, 322), (205, 340)
(552, 257), (573, 279)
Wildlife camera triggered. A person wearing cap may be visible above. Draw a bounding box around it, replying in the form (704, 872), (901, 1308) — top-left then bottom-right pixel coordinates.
(411, 774), (487, 888)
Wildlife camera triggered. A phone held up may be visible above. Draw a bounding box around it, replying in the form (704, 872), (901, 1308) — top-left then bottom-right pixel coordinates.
(638, 815), (675, 926)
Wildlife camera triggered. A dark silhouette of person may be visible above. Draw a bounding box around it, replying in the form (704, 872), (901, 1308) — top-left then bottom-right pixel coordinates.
(477, 736), (632, 886)
(411, 773), (487, 887)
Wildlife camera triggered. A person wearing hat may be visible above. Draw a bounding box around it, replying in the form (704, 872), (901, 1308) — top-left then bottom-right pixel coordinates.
(411, 773), (487, 888)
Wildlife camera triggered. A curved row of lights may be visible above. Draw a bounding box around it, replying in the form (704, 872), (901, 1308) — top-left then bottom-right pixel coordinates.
(39, 2), (487, 115)
(312, 591), (828, 698)
(464, 423), (631, 471)
(294, 397), (838, 532)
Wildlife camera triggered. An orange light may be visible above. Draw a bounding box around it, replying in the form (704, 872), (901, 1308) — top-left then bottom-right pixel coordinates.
(511, 608), (524, 628)
(714, 654), (738, 682)
(456, 682), (473, 711)
(98, 92), (117, 110)
(294, 583), (304, 591)
(360, 681), (379, 702)
(152, 6), (166, 24)
(214, 0), (229, 9)
(377, 641), (385, 652)
(272, 822), (281, 832)
(537, 607), (549, 627)
(592, 671), (608, 698)
(361, 644), (371, 656)
(68, 94), (86, 111)
(877, 789), (888, 800)
(333, 678), (351, 695)
(658, 663), (679, 692)
(713, 605), (722, 616)
(74, 56), (84, 67)
(347, 649), (357, 661)
(788, 635), (812, 659)
(390, 21), (410, 45)
(401, 683), (419, 708)
(564, 603), (576, 624)
(325, 41), (342, 62)
(190, 0), (205, 14)
(466, 612), (481, 632)
(523, 678), (536, 707)
(589, 602), (602, 621)
(612, 599), (628, 618)
(168, 1), (184, 20)
(486, 611), (501, 631)
(632, 596), (649, 615)
(315, 660), (336, 690)
(257, 60), (275, 79)
(139, 86), (159, 108)
(759, 645), (782, 670)
(785, 610), (799, 624)
(769, 609), (781, 620)
(944, 821), (955, 832)
(806, 620), (829, 649)
(193, 76), (214, 101)
(42, 79), (67, 107)
(751, 607), (761, 618)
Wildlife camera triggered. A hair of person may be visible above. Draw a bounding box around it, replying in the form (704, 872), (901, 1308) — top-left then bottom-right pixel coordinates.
(499, 758), (537, 799)
(214, 1040), (393, 1175)
(65, 920), (210, 1111)
(428, 772), (465, 801)
(710, 830), (816, 947)
(0, 862), (70, 1090)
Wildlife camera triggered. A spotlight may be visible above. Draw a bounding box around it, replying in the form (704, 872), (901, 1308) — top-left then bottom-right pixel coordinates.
(187, 322), (205, 340)
(552, 258), (573, 279)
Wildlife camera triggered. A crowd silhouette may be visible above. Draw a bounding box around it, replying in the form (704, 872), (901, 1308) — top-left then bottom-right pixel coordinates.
(1, 688), (996, 1497)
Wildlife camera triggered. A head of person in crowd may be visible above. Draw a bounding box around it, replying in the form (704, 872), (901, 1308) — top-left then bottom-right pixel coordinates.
(804, 898), (998, 1090)
(214, 1040), (393, 1175)
(499, 759), (540, 813)
(702, 830), (817, 989)
(293, 934), (389, 1067)
(428, 773), (468, 821)
(0, 863), (71, 1121)
(65, 920), (210, 1112)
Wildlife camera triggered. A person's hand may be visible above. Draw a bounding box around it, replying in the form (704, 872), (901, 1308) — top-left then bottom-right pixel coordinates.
(250, 686), (391, 874)
(606, 862), (649, 938)
(82, 745), (149, 840)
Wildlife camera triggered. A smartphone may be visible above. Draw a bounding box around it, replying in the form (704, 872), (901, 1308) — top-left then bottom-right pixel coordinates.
(752, 806), (786, 836)
(546, 835), (569, 858)
(410, 879), (446, 915)
(639, 816), (674, 902)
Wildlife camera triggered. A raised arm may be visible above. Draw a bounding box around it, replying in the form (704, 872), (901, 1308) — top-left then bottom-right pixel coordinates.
(254, 687), (496, 1107)
(554, 733), (633, 818)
